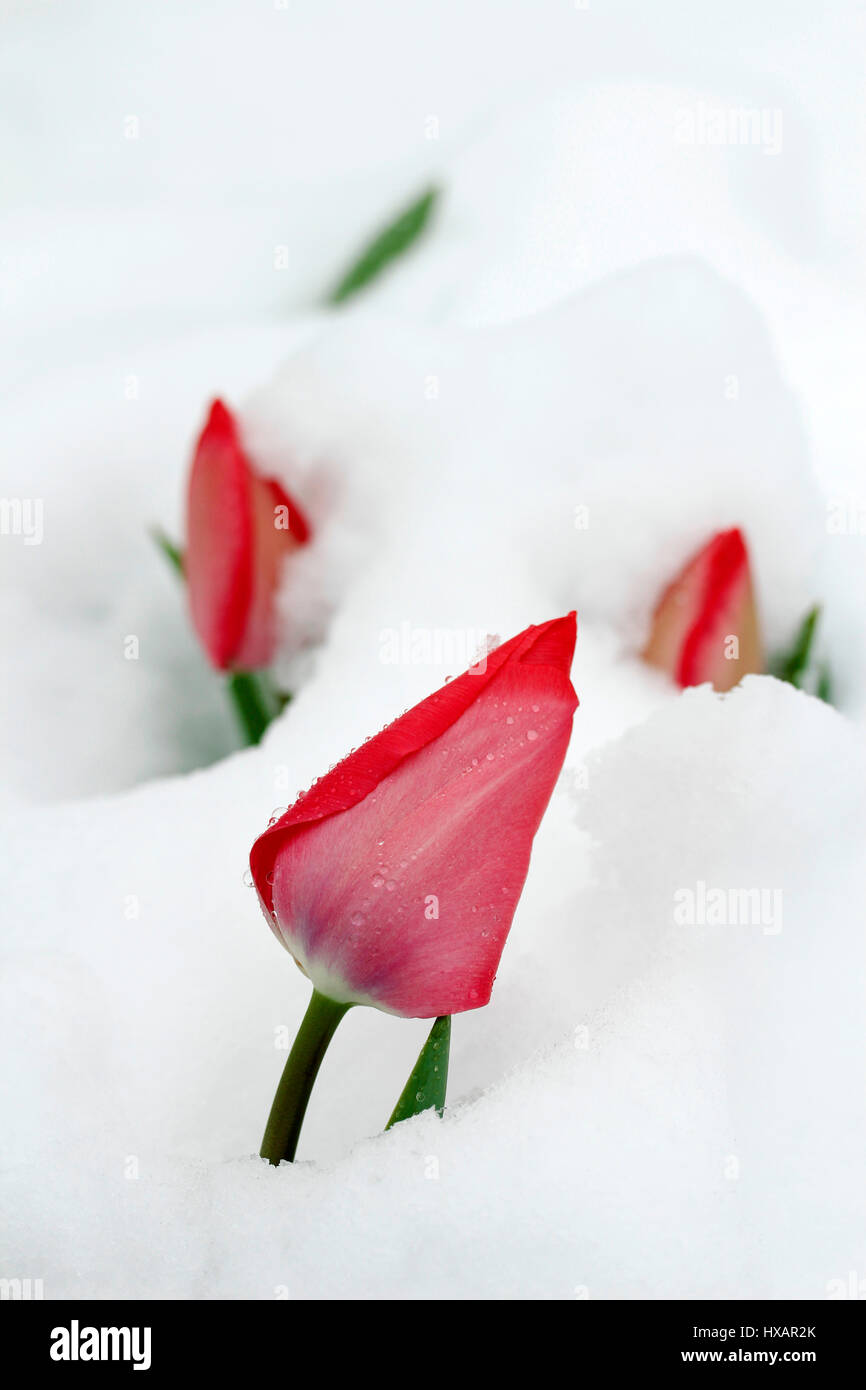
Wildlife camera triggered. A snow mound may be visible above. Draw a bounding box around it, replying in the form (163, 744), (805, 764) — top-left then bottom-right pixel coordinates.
(2, 678), (862, 1297)
(1, 251), (825, 803)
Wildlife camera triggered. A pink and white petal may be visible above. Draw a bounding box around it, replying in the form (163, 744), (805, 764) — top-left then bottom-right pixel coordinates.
(267, 618), (577, 1015)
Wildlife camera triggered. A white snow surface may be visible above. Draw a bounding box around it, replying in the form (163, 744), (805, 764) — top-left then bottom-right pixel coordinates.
(1, 1), (865, 1299)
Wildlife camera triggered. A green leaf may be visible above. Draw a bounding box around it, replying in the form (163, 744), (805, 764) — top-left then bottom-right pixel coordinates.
(327, 187), (439, 305)
(769, 604), (835, 705)
(772, 605), (821, 688)
(386, 1014), (450, 1129)
(816, 663), (833, 705)
(151, 525), (185, 577)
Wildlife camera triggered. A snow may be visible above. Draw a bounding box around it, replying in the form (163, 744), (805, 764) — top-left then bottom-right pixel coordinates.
(2, 0), (865, 1298)
(4, 681), (863, 1297)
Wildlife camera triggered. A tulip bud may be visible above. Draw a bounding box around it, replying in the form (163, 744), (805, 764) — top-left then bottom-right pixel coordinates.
(251, 615), (578, 1018)
(185, 399), (310, 672)
(642, 528), (762, 692)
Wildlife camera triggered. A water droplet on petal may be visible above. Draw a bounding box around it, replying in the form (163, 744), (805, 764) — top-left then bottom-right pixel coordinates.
(350, 911), (365, 927)
(527, 729), (538, 741)
(385, 879), (397, 891)
(371, 874), (384, 888)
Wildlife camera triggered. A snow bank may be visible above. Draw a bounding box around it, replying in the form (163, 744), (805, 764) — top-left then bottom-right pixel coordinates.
(0, 256), (829, 801)
(2, 680), (862, 1297)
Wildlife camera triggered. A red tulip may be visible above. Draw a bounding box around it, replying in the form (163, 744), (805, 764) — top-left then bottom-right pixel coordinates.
(642, 527), (762, 692)
(250, 614), (578, 1018)
(185, 399), (310, 672)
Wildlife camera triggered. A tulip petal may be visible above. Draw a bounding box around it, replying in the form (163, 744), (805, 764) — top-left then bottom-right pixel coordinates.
(251, 615), (578, 1017)
(642, 528), (762, 692)
(185, 400), (310, 672)
(232, 475), (305, 671)
(186, 401), (254, 671)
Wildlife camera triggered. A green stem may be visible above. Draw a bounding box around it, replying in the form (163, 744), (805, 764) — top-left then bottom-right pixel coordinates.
(227, 670), (276, 746)
(261, 990), (351, 1165)
(150, 529), (295, 739)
